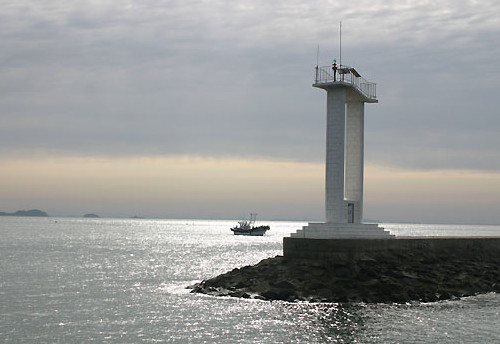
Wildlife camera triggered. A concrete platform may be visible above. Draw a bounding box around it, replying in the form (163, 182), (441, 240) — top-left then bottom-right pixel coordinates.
(283, 236), (500, 260)
(290, 222), (395, 239)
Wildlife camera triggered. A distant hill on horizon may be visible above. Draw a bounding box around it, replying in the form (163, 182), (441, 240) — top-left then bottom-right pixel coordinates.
(83, 213), (100, 218)
(0, 209), (49, 217)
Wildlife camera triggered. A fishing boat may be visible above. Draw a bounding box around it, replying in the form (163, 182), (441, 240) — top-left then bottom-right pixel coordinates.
(230, 213), (270, 236)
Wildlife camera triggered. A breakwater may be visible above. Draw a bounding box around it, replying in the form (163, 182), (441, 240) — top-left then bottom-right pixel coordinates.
(191, 237), (500, 303)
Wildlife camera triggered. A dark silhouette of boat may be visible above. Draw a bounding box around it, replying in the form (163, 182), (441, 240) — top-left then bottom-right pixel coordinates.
(230, 213), (270, 236)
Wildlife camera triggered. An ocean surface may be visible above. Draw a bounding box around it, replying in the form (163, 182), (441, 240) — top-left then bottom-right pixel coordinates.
(1, 217), (499, 343)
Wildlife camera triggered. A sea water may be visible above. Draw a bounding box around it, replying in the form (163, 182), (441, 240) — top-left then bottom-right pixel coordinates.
(1, 217), (499, 343)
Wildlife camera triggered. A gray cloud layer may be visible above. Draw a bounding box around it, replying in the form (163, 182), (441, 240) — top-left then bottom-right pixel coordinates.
(1, 0), (499, 170)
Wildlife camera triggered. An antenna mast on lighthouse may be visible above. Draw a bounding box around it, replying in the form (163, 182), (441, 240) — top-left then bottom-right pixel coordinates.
(339, 21), (342, 67)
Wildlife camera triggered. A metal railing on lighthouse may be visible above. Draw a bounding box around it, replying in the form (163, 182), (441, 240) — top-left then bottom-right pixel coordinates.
(314, 65), (377, 100)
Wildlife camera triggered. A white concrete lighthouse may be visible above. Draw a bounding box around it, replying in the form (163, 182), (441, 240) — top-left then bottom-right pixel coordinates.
(291, 62), (394, 239)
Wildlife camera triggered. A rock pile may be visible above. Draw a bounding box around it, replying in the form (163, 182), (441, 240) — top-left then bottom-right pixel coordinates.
(190, 249), (500, 303)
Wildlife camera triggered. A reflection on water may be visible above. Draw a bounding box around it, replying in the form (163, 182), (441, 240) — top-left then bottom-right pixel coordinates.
(172, 295), (367, 343)
(280, 303), (365, 343)
(1, 217), (499, 343)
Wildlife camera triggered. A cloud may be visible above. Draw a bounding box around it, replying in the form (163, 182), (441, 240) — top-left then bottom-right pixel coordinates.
(0, 155), (324, 219)
(364, 163), (500, 224)
(0, 0), (497, 223)
(2, 155), (499, 223)
(0, 0), (499, 172)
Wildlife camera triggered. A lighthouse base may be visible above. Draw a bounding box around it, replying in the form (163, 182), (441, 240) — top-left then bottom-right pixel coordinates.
(290, 222), (394, 239)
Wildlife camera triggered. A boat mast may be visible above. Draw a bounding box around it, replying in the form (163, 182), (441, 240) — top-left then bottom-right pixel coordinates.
(249, 213), (257, 226)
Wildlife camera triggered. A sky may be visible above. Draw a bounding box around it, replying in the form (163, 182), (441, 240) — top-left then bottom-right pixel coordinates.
(1, 0), (499, 224)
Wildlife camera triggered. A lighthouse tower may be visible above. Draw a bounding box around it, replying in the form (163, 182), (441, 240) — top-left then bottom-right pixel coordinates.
(290, 62), (393, 239)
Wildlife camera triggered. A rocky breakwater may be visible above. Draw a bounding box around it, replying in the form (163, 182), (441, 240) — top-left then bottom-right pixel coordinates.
(190, 238), (500, 303)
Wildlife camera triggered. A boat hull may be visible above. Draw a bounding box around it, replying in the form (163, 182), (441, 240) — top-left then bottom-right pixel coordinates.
(231, 226), (270, 236)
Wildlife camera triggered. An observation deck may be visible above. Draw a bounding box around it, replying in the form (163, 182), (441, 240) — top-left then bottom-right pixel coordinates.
(314, 65), (377, 103)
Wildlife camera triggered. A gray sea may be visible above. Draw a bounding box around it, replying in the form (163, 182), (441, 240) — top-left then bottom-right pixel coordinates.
(1, 217), (499, 343)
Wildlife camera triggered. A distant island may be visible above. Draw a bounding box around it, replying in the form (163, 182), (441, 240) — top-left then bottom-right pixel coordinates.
(83, 213), (100, 218)
(0, 209), (48, 217)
